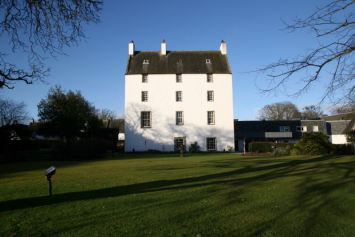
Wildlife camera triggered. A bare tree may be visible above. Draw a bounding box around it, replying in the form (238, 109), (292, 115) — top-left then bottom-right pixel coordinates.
(255, 0), (355, 104)
(96, 108), (117, 121)
(0, 0), (103, 89)
(258, 101), (300, 120)
(0, 98), (29, 126)
(329, 101), (355, 114)
(300, 105), (324, 119)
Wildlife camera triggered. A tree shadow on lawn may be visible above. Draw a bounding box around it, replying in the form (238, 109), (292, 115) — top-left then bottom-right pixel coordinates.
(0, 153), (205, 178)
(2, 155), (353, 214)
(233, 157), (355, 237)
(0, 154), (159, 179)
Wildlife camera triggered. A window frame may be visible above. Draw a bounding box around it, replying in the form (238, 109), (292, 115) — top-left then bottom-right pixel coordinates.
(207, 74), (213, 83)
(141, 111), (152, 128)
(142, 74), (148, 83)
(206, 137), (217, 151)
(207, 91), (214, 101)
(313, 126), (319, 132)
(141, 91), (148, 102)
(176, 91), (182, 102)
(296, 126), (307, 132)
(207, 111), (215, 125)
(176, 111), (184, 125)
(143, 59), (149, 64)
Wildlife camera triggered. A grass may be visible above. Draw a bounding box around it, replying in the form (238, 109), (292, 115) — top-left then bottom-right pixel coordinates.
(0, 153), (354, 237)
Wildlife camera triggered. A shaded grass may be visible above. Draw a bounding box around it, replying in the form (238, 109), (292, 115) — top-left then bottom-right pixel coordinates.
(0, 153), (354, 236)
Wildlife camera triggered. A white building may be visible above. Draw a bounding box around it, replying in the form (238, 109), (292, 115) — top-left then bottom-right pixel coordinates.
(124, 40), (234, 152)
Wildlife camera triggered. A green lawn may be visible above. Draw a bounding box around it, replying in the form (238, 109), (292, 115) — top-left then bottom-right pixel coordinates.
(0, 153), (354, 237)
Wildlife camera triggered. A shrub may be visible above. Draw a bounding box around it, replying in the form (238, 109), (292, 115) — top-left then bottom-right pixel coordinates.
(226, 145), (233, 152)
(189, 142), (200, 153)
(291, 132), (331, 155)
(249, 142), (272, 153)
(273, 147), (290, 156)
(286, 143), (295, 151)
(346, 130), (355, 143)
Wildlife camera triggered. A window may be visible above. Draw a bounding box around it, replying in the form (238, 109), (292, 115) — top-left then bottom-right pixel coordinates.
(176, 74), (182, 83)
(296, 126), (307, 132)
(143, 59), (149, 64)
(142, 74), (148, 83)
(313, 126), (319, 132)
(176, 111), (184, 125)
(206, 59), (211, 63)
(207, 74), (213, 83)
(174, 137), (186, 151)
(207, 111), (215, 125)
(207, 138), (216, 150)
(141, 91), (148, 102)
(207, 91), (214, 101)
(280, 126), (290, 132)
(141, 112), (151, 128)
(176, 91), (182, 101)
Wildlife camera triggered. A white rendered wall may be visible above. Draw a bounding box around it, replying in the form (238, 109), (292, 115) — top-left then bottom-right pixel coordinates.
(118, 133), (125, 141)
(125, 73), (234, 152)
(329, 135), (349, 144)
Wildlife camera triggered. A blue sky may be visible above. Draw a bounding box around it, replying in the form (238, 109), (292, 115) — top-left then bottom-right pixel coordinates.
(1, 0), (337, 122)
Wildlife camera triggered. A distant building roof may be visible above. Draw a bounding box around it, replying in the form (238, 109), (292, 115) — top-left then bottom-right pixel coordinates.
(125, 51), (231, 75)
(322, 112), (355, 121)
(102, 119), (124, 132)
(234, 120), (326, 139)
(326, 120), (351, 135)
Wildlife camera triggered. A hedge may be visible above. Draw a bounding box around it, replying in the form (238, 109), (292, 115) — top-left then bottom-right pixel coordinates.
(248, 142), (291, 153)
(330, 144), (354, 155)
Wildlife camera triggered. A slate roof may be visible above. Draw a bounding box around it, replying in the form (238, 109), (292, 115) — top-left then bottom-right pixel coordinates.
(326, 121), (351, 135)
(322, 112), (355, 121)
(321, 112), (355, 134)
(125, 51), (231, 75)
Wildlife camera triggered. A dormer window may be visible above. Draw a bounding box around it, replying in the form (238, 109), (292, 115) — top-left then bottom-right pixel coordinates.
(143, 60), (149, 64)
(206, 59), (211, 63)
(207, 74), (213, 83)
(176, 74), (182, 83)
(142, 74), (148, 83)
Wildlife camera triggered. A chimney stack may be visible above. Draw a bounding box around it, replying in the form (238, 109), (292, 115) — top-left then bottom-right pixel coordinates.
(128, 41), (135, 56)
(161, 40), (166, 55)
(220, 40), (227, 55)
